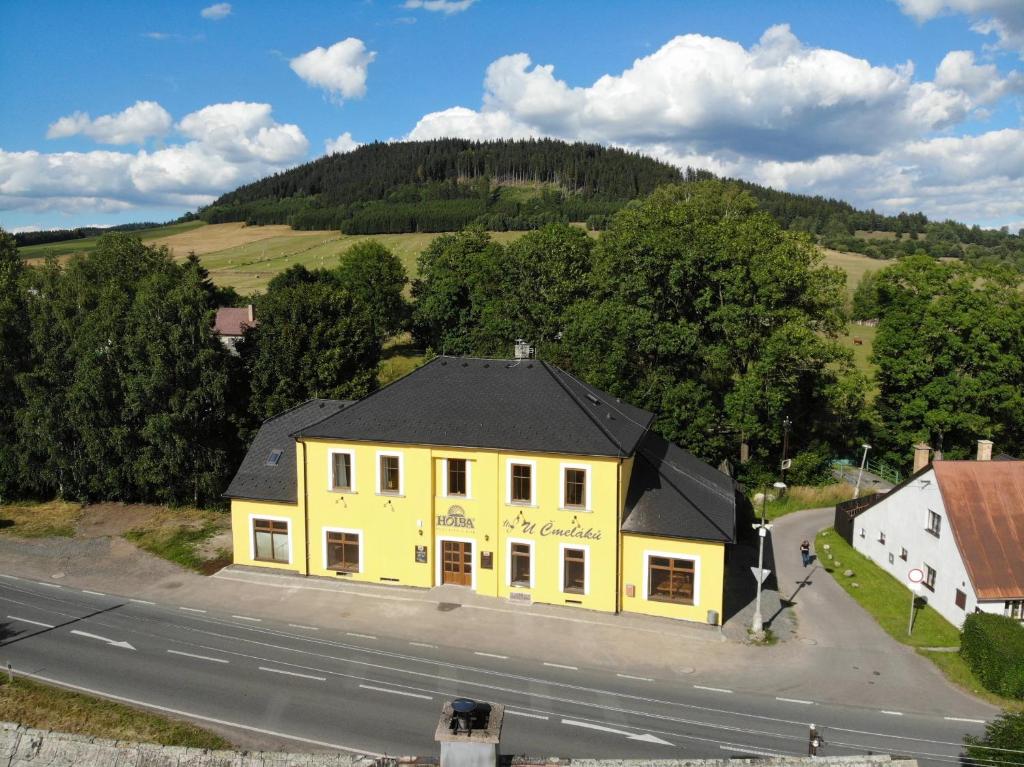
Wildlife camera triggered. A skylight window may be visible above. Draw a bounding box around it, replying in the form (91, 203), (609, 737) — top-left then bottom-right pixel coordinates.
(266, 449), (283, 466)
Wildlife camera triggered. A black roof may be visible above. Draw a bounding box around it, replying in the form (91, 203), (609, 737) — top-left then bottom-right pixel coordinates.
(224, 399), (353, 503)
(297, 356), (655, 457)
(622, 430), (737, 543)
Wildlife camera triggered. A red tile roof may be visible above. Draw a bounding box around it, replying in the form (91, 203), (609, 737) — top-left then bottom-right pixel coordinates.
(933, 460), (1024, 600)
(213, 306), (255, 337)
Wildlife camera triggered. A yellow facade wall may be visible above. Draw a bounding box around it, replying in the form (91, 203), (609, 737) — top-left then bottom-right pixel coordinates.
(619, 533), (725, 624)
(230, 498), (306, 573)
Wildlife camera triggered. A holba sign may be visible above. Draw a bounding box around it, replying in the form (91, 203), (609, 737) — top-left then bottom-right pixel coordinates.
(437, 505), (474, 530)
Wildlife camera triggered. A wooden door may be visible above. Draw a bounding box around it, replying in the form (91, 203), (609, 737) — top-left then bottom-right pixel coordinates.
(441, 540), (472, 587)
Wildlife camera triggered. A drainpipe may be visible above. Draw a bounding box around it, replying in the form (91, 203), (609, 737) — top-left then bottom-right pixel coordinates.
(615, 456), (622, 614)
(300, 439), (311, 576)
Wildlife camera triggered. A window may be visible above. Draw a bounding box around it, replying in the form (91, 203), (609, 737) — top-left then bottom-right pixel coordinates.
(888, 552), (895, 565)
(564, 468), (586, 508)
(266, 449), (283, 466)
(447, 459), (467, 497)
(879, 531), (886, 544)
(648, 556), (695, 605)
(955, 589), (967, 610)
(900, 547), (908, 561)
(331, 451), (353, 491)
(325, 531), (360, 573)
(927, 510), (941, 537)
(1004, 600), (1024, 620)
(510, 542), (531, 587)
(563, 547), (586, 594)
(379, 453), (401, 494)
(859, 528), (866, 538)
(924, 564), (937, 591)
(511, 463), (532, 504)
(253, 518), (289, 563)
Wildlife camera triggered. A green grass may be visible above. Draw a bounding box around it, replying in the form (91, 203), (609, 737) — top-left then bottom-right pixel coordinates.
(758, 483), (865, 521)
(921, 651), (1024, 712)
(122, 509), (229, 573)
(378, 333), (427, 386)
(0, 501), (83, 538)
(0, 675), (231, 747)
(18, 221), (206, 260)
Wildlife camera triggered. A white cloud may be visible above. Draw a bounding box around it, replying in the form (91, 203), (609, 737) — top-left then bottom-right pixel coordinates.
(897, 0), (1024, 56)
(408, 106), (537, 141)
(324, 132), (362, 155)
(200, 3), (231, 20)
(289, 38), (376, 102)
(2, 102), (308, 214)
(403, 0), (476, 14)
(934, 49), (1024, 104)
(46, 101), (173, 145)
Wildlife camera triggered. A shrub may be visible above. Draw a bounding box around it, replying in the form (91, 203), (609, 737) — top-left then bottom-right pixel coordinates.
(960, 612), (1024, 699)
(965, 710), (1024, 767)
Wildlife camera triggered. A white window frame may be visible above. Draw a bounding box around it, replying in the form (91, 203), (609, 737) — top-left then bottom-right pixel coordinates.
(248, 513), (293, 565)
(505, 458), (537, 506)
(559, 462), (592, 511)
(927, 509), (942, 537)
(641, 549), (701, 607)
(376, 450), (404, 496)
(435, 536), (476, 591)
(327, 448), (356, 493)
(322, 526), (363, 573)
(559, 542), (590, 596)
(442, 457), (472, 499)
(506, 537), (535, 589)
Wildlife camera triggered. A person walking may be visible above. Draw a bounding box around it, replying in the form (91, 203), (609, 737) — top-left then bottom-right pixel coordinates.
(800, 539), (811, 567)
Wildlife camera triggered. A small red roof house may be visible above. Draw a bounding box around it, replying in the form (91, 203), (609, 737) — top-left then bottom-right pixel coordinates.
(213, 305), (256, 354)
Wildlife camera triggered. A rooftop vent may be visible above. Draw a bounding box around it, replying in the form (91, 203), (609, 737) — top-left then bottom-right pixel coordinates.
(513, 339), (534, 360)
(435, 699), (504, 767)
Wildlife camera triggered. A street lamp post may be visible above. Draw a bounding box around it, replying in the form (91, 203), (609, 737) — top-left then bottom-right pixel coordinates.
(751, 481), (787, 637)
(854, 443), (872, 499)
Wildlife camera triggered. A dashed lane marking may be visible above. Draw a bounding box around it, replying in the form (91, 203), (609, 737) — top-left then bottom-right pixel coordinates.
(167, 650), (229, 664)
(506, 710), (549, 720)
(881, 710), (904, 716)
(775, 697), (814, 705)
(6, 615), (54, 628)
(179, 607), (207, 613)
(346, 632), (377, 640)
(258, 666), (325, 681)
(409, 641), (436, 648)
(474, 651), (508, 659)
(358, 684), (432, 701)
(693, 685), (733, 693)
(232, 615), (261, 622)
(945, 717), (986, 724)
(544, 662), (578, 671)
(82, 590), (106, 596)
(37, 583), (62, 589)
(617, 674), (654, 682)
(719, 744), (781, 757)
(129, 598), (155, 605)
(288, 624), (318, 630)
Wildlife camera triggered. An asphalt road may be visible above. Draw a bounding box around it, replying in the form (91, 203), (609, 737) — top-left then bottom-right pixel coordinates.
(0, 574), (989, 763)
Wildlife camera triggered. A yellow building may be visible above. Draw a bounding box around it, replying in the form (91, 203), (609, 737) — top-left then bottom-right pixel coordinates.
(226, 356), (737, 625)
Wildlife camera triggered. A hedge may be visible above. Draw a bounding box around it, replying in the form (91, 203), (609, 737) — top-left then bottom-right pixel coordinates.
(960, 612), (1024, 699)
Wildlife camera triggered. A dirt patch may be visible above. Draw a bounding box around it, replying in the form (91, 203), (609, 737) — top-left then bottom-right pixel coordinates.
(75, 503), (173, 538)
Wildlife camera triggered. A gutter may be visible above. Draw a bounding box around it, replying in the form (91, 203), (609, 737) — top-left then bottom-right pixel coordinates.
(299, 438), (311, 576)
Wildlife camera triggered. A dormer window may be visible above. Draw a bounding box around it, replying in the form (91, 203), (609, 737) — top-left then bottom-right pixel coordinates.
(266, 449), (283, 466)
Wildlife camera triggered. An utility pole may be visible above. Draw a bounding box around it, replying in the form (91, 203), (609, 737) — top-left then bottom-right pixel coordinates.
(808, 724), (820, 756)
(750, 481), (785, 638)
(780, 416), (792, 483)
(853, 443), (871, 499)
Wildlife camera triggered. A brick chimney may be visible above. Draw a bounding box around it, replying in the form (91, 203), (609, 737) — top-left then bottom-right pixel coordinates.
(913, 443), (931, 473)
(246, 304), (255, 323)
(977, 439), (993, 462)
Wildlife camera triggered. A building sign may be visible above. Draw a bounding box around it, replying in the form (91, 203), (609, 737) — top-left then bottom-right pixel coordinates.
(415, 545), (428, 563)
(502, 518), (602, 541)
(437, 505), (475, 530)
(480, 551), (493, 569)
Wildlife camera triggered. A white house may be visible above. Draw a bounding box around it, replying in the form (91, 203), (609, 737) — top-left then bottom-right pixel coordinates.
(213, 305), (256, 355)
(847, 441), (1023, 628)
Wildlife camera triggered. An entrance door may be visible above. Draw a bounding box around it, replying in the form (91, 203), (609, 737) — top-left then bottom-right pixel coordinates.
(441, 540), (472, 586)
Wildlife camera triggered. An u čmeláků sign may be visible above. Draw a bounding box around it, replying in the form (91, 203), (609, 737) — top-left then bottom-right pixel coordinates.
(437, 505), (474, 529)
(502, 518), (602, 541)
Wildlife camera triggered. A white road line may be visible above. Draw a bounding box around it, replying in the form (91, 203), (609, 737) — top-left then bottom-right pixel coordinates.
(129, 598), (155, 605)
(346, 632), (377, 640)
(0, 574), (20, 580)
(37, 582), (62, 589)
(473, 651), (508, 659)
(544, 662), (578, 670)
(6, 615), (54, 628)
(945, 716), (986, 724)
(881, 710), (904, 716)
(232, 615), (261, 622)
(409, 641), (436, 648)
(617, 673), (653, 682)
(81, 590), (106, 596)
(11, 669), (382, 757)
(775, 697), (814, 705)
(69, 630), (135, 650)
(258, 666), (325, 681)
(179, 607), (207, 613)
(693, 685), (733, 693)
(719, 744), (781, 757)
(359, 683), (433, 700)
(288, 624), (319, 630)
(505, 710), (548, 720)
(167, 649), (229, 664)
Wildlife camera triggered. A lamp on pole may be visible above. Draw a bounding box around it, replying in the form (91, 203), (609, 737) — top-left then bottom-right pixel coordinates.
(853, 443), (872, 499)
(751, 480), (786, 637)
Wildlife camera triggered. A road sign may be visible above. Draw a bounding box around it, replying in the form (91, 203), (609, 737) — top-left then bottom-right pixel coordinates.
(908, 568), (924, 584)
(751, 567), (772, 585)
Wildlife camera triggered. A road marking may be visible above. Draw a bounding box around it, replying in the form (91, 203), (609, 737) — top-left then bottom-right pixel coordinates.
(129, 598), (155, 605)
(473, 651), (508, 659)
(6, 615), (54, 628)
(258, 666), (325, 681)
(0, 574), (20, 580)
(69, 630), (135, 650)
(346, 632), (376, 640)
(945, 716), (986, 724)
(11, 669), (383, 757)
(775, 697), (814, 705)
(719, 744), (781, 757)
(505, 710), (548, 720)
(881, 710), (904, 716)
(617, 673), (653, 682)
(81, 590), (106, 596)
(37, 582), (62, 589)
(409, 641), (436, 648)
(359, 684), (432, 701)
(693, 685), (733, 693)
(179, 607), (207, 613)
(232, 615), (261, 622)
(288, 624), (318, 631)
(544, 662), (578, 670)
(167, 649), (229, 664)
(562, 719), (673, 746)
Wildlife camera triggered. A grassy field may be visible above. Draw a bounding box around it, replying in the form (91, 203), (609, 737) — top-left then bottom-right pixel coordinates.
(0, 675), (230, 748)
(18, 221), (207, 262)
(838, 321), (877, 378)
(0, 501), (83, 538)
(757, 483), (865, 521)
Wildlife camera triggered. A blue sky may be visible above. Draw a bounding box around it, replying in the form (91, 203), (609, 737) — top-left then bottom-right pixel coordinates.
(2, 0), (1022, 232)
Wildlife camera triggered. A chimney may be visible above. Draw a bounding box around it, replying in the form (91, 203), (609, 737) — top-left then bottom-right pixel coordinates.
(246, 304), (255, 323)
(913, 443), (931, 473)
(977, 439), (993, 462)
